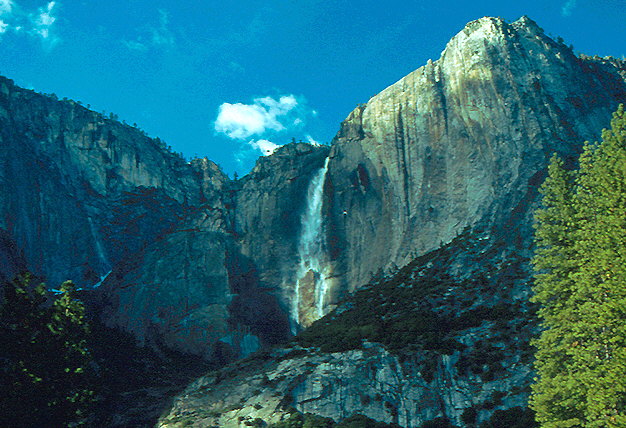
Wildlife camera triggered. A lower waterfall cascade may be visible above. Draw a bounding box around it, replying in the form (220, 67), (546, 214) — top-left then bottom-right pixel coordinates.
(292, 156), (331, 330)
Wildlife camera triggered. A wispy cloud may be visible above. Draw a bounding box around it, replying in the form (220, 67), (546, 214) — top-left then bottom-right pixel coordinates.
(0, 0), (13, 15)
(124, 9), (175, 51)
(305, 135), (320, 145)
(0, 1), (14, 35)
(123, 40), (148, 52)
(214, 95), (299, 140)
(0, 0), (60, 44)
(151, 9), (174, 46)
(561, 0), (577, 17)
(32, 1), (57, 41)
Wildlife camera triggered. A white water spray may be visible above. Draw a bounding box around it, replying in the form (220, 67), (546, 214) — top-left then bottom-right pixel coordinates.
(292, 157), (331, 329)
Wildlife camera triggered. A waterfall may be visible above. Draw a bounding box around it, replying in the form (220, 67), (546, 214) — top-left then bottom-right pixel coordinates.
(87, 216), (110, 271)
(293, 157), (331, 330)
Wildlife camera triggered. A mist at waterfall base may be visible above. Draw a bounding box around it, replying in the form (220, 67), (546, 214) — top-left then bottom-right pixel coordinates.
(291, 157), (331, 333)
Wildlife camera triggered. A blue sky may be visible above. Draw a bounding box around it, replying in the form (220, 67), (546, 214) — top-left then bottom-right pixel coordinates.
(0, 0), (624, 176)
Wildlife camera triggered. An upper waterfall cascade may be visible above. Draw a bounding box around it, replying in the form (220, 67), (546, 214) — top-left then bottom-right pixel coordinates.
(293, 156), (331, 329)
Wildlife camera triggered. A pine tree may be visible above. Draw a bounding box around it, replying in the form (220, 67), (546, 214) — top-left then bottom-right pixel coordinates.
(0, 274), (54, 424)
(0, 275), (94, 427)
(530, 155), (586, 426)
(568, 105), (626, 427)
(531, 105), (626, 427)
(46, 280), (95, 425)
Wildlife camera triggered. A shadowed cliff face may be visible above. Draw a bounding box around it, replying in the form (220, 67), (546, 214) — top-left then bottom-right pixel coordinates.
(322, 16), (626, 302)
(99, 143), (329, 358)
(0, 77), (228, 286)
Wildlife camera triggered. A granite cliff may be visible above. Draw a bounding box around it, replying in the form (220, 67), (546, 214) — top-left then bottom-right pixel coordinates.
(97, 15), (625, 361)
(322, 15), (626, 300)
(1, 14), (626, 427)
(156, 15), (626, 427)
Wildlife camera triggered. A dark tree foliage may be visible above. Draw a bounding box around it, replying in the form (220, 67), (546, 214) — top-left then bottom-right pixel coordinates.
(417, 417), (459, 428)
(0, 274), (94, 427)
(479, 406), (537, 428)
(268, 412), (400, 428)
(531, 105), (626, 427)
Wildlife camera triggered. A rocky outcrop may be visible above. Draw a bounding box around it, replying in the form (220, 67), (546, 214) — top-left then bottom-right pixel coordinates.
(158, 228), (537, 427)
(159, 345), (531, 428)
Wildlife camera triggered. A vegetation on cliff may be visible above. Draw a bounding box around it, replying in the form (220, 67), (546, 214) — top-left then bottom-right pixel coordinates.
(531, 105), (626, 427)
(296, 228), (534, 382)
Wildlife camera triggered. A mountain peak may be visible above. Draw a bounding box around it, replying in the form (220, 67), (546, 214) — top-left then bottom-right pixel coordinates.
(442, 15), (550, 59)
(512, 15), (544, 33)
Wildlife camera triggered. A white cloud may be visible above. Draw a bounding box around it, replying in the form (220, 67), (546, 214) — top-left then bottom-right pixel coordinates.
(215, 103), (279, 139)
(0, 0), (60, 44)
(305, 135), (320, 146)
(561, 0), (577, 16)
(33, 1), (56, 40)
(217, 94), (321, 170)
(0, 0), (13, 15)
(249, 139), (279, 155)
(257, 95), (297, 116)
(214, 95), (299, 140)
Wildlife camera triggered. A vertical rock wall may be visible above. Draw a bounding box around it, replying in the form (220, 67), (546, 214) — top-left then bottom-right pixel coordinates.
(0, 77), (226, 286)
(323, 16), (626, 302)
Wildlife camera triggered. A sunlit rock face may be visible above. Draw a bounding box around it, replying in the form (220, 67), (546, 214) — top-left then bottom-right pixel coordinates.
(157, 14), (626, 420)
(323, 16), (626, 302)
(159, 342), (533, 428)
